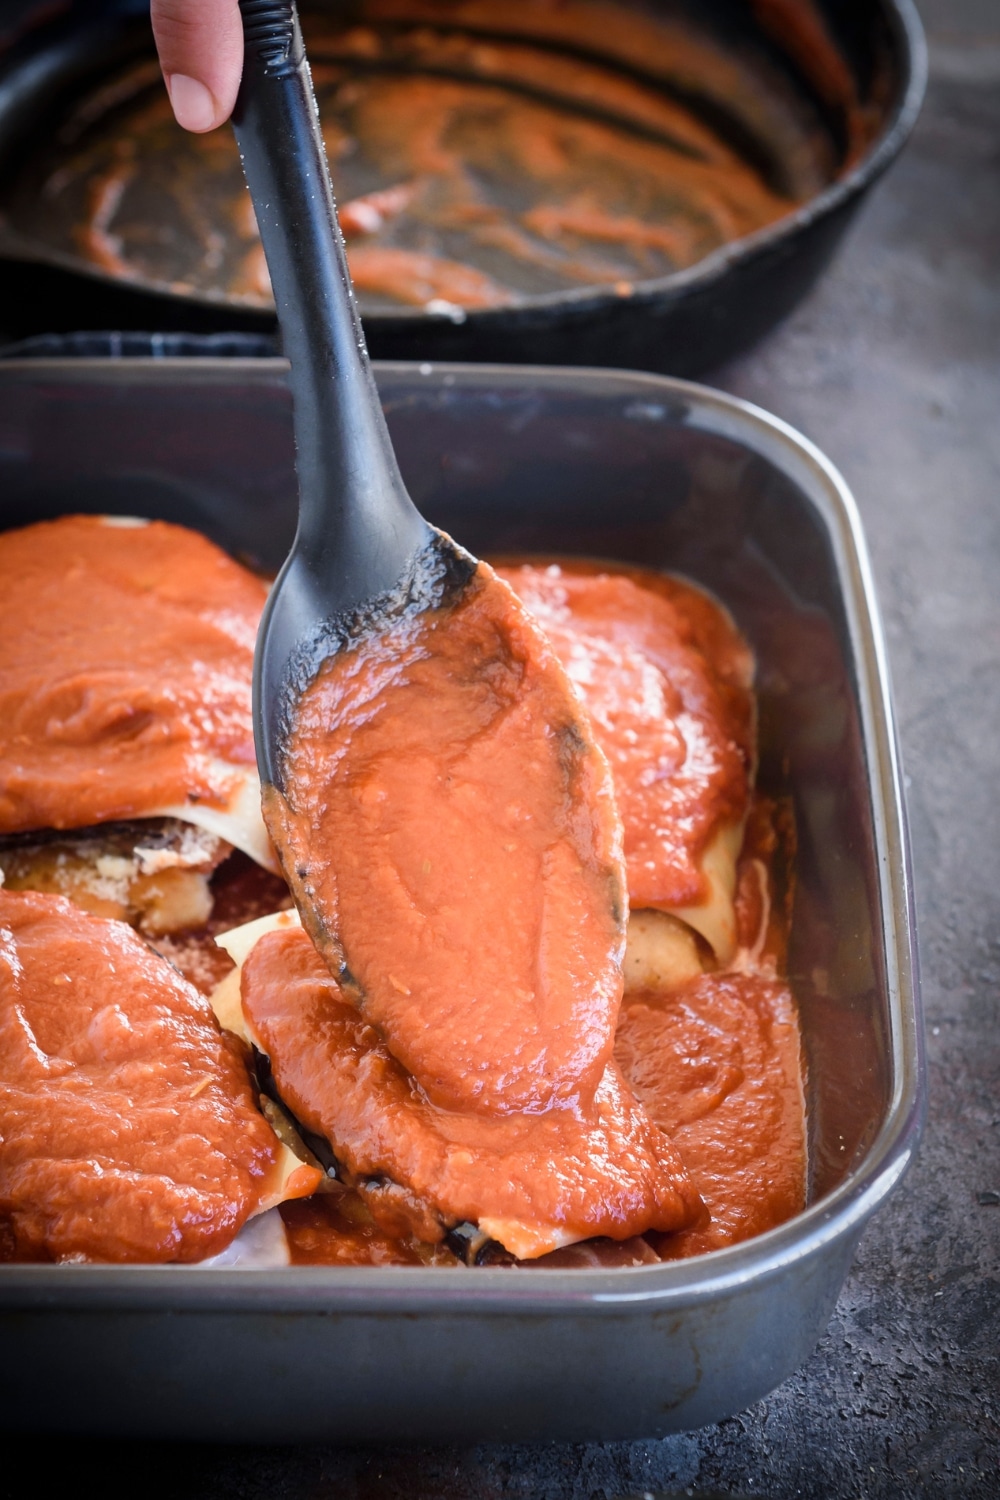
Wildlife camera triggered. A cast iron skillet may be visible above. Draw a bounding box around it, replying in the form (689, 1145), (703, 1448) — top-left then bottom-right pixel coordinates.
(0, 0), (925, 375)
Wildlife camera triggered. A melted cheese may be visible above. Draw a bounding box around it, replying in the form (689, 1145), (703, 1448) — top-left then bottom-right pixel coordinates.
(664, 819), (745, 964)
(211, 908), (303, 1048)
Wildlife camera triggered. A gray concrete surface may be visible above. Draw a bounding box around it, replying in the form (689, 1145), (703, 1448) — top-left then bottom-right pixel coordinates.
(3, 1), (998, 1496)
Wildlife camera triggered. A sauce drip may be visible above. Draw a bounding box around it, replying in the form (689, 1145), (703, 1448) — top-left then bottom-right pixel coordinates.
(0, 516), (266, 836)
(0, 889), (284, 1263)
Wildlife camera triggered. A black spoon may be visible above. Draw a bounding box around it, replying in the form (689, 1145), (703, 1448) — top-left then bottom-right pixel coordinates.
(231, 0), (476, 797)
(230, 1), (627, 1101)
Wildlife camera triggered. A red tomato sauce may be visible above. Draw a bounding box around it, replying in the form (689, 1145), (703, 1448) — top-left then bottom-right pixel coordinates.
(243, 923), (700, 1258)
(0, 524), (806, 1266)
(280, 1191), (460, 1267)
(496, 562), (754, 911)
(0, 515), (267, 834)
(615, 971), (805, 1258)
(257, 559), (804, 1265)
(271, 562), (628, 1118)
(0, 889), (286, 1263)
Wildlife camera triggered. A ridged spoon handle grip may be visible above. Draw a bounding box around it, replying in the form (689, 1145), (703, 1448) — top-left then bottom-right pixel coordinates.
(240, 0), (298, 70)
(232, 0), (424, 585)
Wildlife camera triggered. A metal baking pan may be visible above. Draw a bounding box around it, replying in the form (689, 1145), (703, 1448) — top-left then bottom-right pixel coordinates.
(0, 0), (925, 374)
(0, 358), (923, 1442)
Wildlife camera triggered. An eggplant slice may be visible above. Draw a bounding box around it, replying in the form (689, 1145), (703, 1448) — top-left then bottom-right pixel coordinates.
(0, 817), (230, 935)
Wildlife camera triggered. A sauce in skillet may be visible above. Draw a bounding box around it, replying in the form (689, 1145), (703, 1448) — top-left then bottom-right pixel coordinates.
(0, 0), (863, 314)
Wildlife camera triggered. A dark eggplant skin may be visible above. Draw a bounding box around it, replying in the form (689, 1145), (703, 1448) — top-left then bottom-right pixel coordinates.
(0, 0), (925, 376)
(254, 1048), (497, 1264)
(253, 1050), (342, 1181)
(445, 1222), (497, 1267)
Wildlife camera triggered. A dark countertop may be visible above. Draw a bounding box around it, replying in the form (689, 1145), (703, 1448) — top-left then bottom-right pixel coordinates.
(5, 2), (999, 1496)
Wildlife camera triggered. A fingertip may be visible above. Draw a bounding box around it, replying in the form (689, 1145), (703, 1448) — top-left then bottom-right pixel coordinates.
(153, 0), (243, 130)
(165, 73), (224, 133)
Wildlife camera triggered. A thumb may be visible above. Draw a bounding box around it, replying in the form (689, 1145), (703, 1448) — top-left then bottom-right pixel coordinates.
(151, 0), (244, 133)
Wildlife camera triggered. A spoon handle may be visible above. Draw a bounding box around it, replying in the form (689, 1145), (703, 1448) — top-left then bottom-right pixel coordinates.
(233, 0), (426, 597)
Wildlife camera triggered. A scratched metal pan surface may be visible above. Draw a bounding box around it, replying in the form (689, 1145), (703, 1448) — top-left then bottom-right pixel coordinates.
(0, 0), (925, 374)
(0, 359), (924, 1443)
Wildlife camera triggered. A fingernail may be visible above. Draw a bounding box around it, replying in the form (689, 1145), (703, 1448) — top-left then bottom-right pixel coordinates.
(165, 73), (219, 133)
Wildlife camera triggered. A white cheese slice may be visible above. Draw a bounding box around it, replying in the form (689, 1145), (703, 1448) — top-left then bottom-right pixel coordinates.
(477, 1218), (578, 1261)
(195, 1207), (291, 1268)
(155, 762), (279, 875)
(257, 1137), (321, 1216)
(664, 819), (744, 964)
(215, 905), (302, 967)
(211, 907), (302, 1049)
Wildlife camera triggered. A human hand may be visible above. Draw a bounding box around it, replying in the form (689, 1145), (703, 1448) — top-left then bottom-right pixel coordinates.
(151, 0), (244, 133)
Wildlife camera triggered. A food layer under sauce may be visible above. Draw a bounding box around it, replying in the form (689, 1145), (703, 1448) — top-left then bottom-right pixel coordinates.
(0, 515), (266, 837)
(0, 889), (317, 1263)
(0, 519), (806, 1266)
